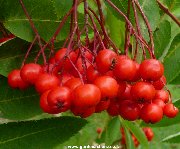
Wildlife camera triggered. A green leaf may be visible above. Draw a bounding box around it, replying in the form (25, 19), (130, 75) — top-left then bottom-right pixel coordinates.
(164, 33), (180, 83)
(0, 76), (42, 120)
(0, 116), (87, 149)
(154, 20), (171, 59)
(162, 132), (180, 143)
(0, 0), (73, 42)
(121, 118), (149, 149)
(104, 117), (121, 145)
(123, 127), (136, 149)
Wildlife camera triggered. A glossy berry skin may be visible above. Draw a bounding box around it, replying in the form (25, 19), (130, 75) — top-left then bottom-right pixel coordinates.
(139, 59), (164, 81)
(95, 99), (110, 113)
(140, 103), (163, 123)
(86, 65), (100, 83)
(119, 84), (133, 101)
(72, 84), (101, 107)
(154, 90), (169, 103)
(107, 100), (119, 116)
(71, 106), (95, 118)
(20, 63), (43, 84)
(152, 75), (166, 90)
(131, 82), (156, 102)
(8, 69), (29, 89)
(35, 73), (60, 94)
(132, 62), (140, 82)
(57, 72), (74, 85)
(119, 100), (140, 121)
(40, 90), (59, 114)
(113, 58), (136, 81)
(55, 48), (77, 71)
(117, 81), (126, 98)
(96, 49), (117, 73)
(47, 87), (71, 112)
(143, 127), (154, 141)
(64, 78), (82, 91)
(94, 76), (119, 98)
(153, 99), (165, 108)
(163, 103), (179, 118)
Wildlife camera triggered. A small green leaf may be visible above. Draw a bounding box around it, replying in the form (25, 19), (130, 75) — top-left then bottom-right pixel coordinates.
(154, 20), (171, 59)
(123, 127), (136, 149)
(162, 132), (180, 143)
(104, 117), (121, 145)
(0, 76), (42, 120)
(0, 116), (87, 149)
(164, 33), (180, 83)
(121, 118), (149, 149)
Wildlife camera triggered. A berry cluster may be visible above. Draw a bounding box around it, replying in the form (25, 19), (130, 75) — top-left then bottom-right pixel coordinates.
(8, 48), (178, 121)
(120, 127), (154, 147)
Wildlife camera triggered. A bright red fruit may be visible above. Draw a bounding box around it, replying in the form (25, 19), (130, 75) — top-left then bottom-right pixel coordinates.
(95, 99), (110, 113)
(40, 90), (59, 114)
(143, 127), (154, 141)
(117, 81), (126, 97)
(96, 49), (117, 73)
(64, 78), (82, 90)
(132, 62), (140, 81)
(47, 87), (71, 112)
(119, 100), (140, 121)
(8, 69), (29, 89)
(72, 84), (101, 107)
(163, 103), (179, 118)
(96, 128), (102, 134)
(20, 63), (43, 84)
(71, 106), (95, 118)
(119, 84), (132, 101)
(113, 58), (136, 81)
(139, 59), (164, 81)
(153, 99), (165, 108)
(140, 103), (163, 123)
(107, 100), (119, 116)
(154, 90), (169, 103)
(152, 75), (166, 90)
(131, 82), (156, 102)
(94, 76), (119, 98)
(86, 65), (100, 83)
(57, 72), (74, 85)
(35, 73), (60, 94)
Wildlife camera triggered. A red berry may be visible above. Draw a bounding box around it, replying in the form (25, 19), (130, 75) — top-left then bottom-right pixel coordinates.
(96, 49), (117, 73)
(117, 81), (126, 98)
(96, 128), (102, 134)
(40, 90), (59, 114)
(154, 90), (169, 103)
(163, 103), (179, 118)
(113, 58), (136, 81)
(119, 100), (140, 121)
(153, 99), (165, 108)
(152, 75), (166, 90)
(47, 86), (71, 112)
(35, 73), (60, 94)
(107, 100), (119, 116)
(57, 72), (74, 85)
(131, 82), (156, 103)
(94, 76), (119, 98)
(86, 65), (100, 83)
(8, 69), (29, 89)
(132, 62), (140, 82)
(139, 59), (164, 81)
(72, 84), (101, 107)
(119, 84), (132, 101)
(20, 63), (43, 84)
(71, 106), (95, 118)
(143, 127), (154, 141)
(95, 99), (110, 113)
(64, 78), (82, 90)
(140, 103), (163, 123)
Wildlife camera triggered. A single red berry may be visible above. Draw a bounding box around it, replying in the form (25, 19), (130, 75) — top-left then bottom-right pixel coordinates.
(140, 103), (163, 123)
(143, 127), (154, 141)
(95, 99), (110, 113)
(94, 76), (119, 98)
(64, 78), (82, 90)
(71, 106), (95, 118)
(86, 65), (100, 83)
(72, 84), (101, 107)
(119, 100), (140, 121)
(131, 82), (156, 103)
(96, 49), (117, 73)
(119, 84), (133, 101)
(139, 59), (164, 81)
(40, 90), (59, 114)
(20, 63), (43, 84)
(153, 99), (165, 108)
(8, 69), (29, 89)
(113, 58), (136, 81)
(152, 75), (166, 90)
(96, 128), (102, 134)
(163, 103), (179, 118)
(154, 90), (169, 103)
(47, 86), (71, 113)
(107, 100), (119, 116)
(35, 73), (60, 94)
